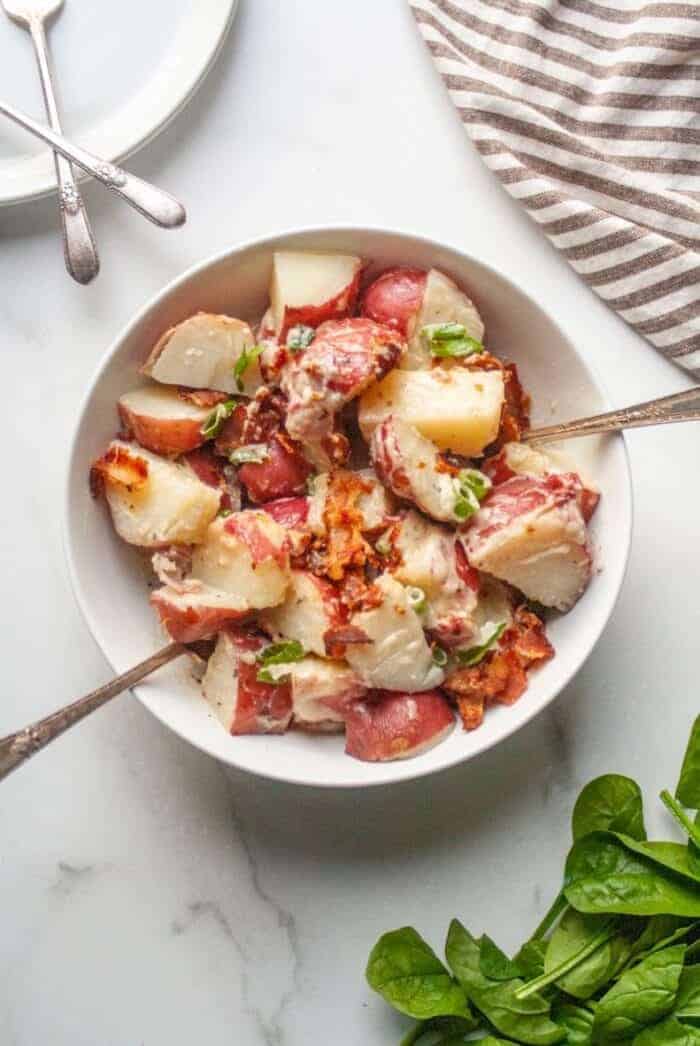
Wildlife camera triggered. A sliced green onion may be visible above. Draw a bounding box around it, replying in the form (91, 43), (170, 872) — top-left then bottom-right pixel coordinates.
(257, 640), (305, 666)
(406, 586), (427, 613)
(456, 622), (507, 666)
(458, 468), (491, 501)
(453, 487), (480, 521)
(233, 343), (265, 391)
(218, 507), (233, 518)
(375, 528), (393, 557)
(421, 322), (484, 359)
(229, 443), (269, 466)
(432, 645), (449, 667)
(287, 325), (315, 350)
(200, 398), (238, 439)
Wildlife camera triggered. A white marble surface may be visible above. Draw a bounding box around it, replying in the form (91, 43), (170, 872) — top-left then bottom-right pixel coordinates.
(0, 2), (697, 1043)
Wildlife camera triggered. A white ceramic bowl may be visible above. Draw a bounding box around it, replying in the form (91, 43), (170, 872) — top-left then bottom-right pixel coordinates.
(65, 226), (632, 788)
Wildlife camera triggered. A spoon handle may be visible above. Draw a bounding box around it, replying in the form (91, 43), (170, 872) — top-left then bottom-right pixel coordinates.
(0, 97), (186, 229)
(27, 17), (99, 284)
(524, 387), (700, 444)
(0, 642), (185, 782)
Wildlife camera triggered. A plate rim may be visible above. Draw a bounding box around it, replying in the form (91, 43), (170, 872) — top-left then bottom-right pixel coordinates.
(0, 0), (238, 207)
(63, 223), (633, 789)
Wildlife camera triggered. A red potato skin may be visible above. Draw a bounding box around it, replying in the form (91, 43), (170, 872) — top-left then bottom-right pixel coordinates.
(117, 400), (206, 456)
(150, 591), (248, 643)
(370, 417), (413, 500)
(344, 690), (455, 762)
(361, 268), (427, 335)
(261, 496), (310, 529)
(455, 541), (481, 593)
(217, 632), (292, 735)
(223, 511), (289, 569)
(278, 269), (363, 340)
(468, 473), (589, 543)
(482, 451), (599, 524)
(237, 433), (312, 504)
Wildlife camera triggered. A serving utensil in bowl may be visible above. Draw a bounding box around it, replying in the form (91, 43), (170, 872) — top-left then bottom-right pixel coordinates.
(1, 0), (99, 283)
(62, 227), (635, 789)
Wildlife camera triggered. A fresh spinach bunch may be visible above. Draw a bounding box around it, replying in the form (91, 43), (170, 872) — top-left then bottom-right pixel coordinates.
(366, 717), (700, 1046)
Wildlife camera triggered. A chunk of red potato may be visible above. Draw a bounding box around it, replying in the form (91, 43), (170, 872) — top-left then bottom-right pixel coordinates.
(213, 389), (286, 455)
(91, 441), (220, 547)
(484, 442), (600, 522)
(361, 268), (427, 335)
(183, 445), (241, 512)
(405, 268), (485, 370)
(359, 366), (503, 458)
(202, 630), (292, 735)
(344, 690), (454, 762)
(307, 469), (395, 536)
(260, 569), (341, 657)
(288, 656), (365, 732)
(151, 512), (290, 641)
(237, 433), (312, 503)
(462, 475), (592, 611)
(142, 313), (261, 396)
(117, 385), (211, 456)
(282, 318), (405, 442)
(270, 250), (363, 337)
(371, 415), (460, 523)
(344, 574), (444, 692)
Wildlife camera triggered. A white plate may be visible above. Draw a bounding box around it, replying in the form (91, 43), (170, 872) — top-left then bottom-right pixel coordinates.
(0, 0), (237, 206)
(64, 226), (633, 789)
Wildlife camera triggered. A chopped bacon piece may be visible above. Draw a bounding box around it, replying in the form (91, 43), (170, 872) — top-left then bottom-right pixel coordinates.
(177, 388), (230, 409)
(282, 318), (405, 442)
(90, 443), (148, 494)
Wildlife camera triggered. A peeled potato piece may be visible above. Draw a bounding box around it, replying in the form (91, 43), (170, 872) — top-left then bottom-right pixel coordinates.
(118, 385), (212, 456)
(142, 313), (260, 396)
(92, 440), (220, 547)
(344, 574), (444, 692)
(359, 367), (504, 458)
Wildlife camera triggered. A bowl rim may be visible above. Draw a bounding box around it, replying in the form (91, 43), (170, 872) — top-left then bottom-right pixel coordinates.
(63, 223), (633, 788)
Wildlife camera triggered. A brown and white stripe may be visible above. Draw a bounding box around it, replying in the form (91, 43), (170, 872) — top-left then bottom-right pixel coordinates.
(409, 0), (700, 374)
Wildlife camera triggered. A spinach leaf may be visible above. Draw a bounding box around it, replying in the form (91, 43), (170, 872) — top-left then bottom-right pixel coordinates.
(552, 1003), (595, 1046)
(480, 935), (524, 981)
(661, 792), (700, 852)
(445, 920), (564, 1046)
(366, 927), (473, 1021)
(634, 1018), (700, 1046)
(515, 939), (549, 981)
(677, 718), (700, 811)
(573, 776), (647, 843)
(400, 1016), (480, 1046)
(545, 909), (631, 999)
(614, 836), (700, 887)
(674, 965), (700, 1020)
(564, 834), (700, 917)
(628, 919), (690, 965)
(592, 944), (686, 1042)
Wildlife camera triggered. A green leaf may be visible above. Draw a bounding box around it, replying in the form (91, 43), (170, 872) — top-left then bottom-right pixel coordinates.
(432, 646), (449, 668)
(445, 920), (564, 1046)
(625, 919), (697, 971)
(286, 324), (315, 350)
(257, 641), (305, 666)
(661, 792), (700, 852)
(229, 443), (269, 466)
(592, 944), (686, 1042)
(634, 1018), (700, 1046)
(514, 940), (548, 981)
(200, 398), (238, 439)
(572, 776), (646, 842)
(675, 965), (700, 1020)
(479, 935), (524, 981)
(552, 1003), (595, 1046)
(564, 834), (700, 917)
(545, 909), (631, 999)
(421, 323), (484, 358)
(456, 623), (507, 667)
(677, 718), (700, 811)
(366, 927), (473, 1021)
(233, 343), (264, 391)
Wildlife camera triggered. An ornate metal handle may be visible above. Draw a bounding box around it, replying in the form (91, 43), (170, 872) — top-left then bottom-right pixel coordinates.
(28, 17), (99, 284)
(0, 97), (186, 229)
(525, 387), (700, 444)
(0, 642), (185, 781)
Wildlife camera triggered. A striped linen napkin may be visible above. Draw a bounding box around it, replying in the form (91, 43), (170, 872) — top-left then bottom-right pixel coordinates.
(409, 0), (700, 377)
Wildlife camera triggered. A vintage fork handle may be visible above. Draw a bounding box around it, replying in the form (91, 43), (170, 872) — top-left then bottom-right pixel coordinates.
(28, 17), (99, 284)
(0, 98), (186, 228)
(0, 642), (185, 782)
(524, 387), (700, 444)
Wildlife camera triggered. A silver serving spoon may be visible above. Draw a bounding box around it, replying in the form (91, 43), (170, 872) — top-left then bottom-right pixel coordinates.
(0, 386), (698, 782)
(2, 0), (99, 283)
(0, 97), (186, 228)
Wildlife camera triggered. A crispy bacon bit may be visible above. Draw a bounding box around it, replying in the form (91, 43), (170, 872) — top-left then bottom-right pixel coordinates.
(314, 471), (378, 582)
(444, 604), (553, 731)
(177, 387), (230, 409)
(90, 444), (148, 494)
(498, 363), (530, 447)
(323, 623), (371, 660)
(579, 487), (600, 523)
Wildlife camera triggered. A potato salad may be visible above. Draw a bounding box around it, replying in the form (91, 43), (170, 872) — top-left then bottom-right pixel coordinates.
(90, 251), (599, 762)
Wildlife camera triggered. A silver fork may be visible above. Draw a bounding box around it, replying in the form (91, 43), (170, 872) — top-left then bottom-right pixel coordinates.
(2, 0), (99, 284)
